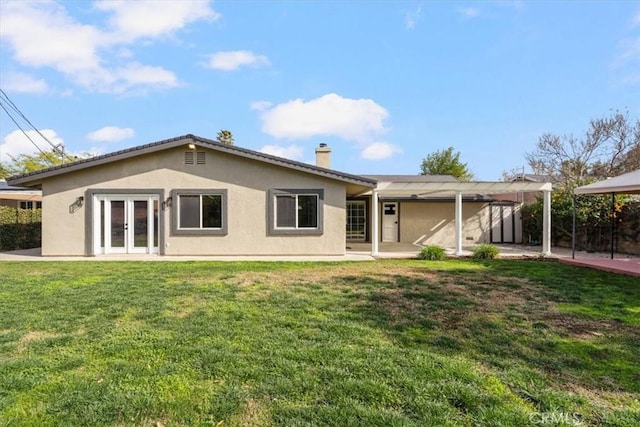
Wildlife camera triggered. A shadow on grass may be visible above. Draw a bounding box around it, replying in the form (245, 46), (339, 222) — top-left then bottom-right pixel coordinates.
(337, 260), (640, 406)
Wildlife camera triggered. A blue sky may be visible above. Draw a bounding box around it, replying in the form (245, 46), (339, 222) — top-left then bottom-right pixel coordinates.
(1, 0), (639, 180)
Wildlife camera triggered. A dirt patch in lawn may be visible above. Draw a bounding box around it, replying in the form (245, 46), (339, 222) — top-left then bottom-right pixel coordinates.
(543, 312), (640, 340)
(16, 330), (62, 354)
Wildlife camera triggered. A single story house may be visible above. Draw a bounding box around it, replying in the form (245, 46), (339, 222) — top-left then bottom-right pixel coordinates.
(0, 180), (42, 209)
(7, 134), (552, 257)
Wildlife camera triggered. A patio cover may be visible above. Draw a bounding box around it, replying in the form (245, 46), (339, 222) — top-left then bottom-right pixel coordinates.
(572, 169), (640, 259)
(574, 169), (640, 194)
(359, 180), (554, 256)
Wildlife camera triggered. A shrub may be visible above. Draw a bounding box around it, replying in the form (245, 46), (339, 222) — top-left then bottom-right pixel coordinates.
(472, 244), (500, 259)
(0, 207), (42, 251)
(418, 245), (447, 261)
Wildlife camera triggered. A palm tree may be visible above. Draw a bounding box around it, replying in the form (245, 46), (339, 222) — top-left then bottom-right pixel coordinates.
(217, 129), (234, 146)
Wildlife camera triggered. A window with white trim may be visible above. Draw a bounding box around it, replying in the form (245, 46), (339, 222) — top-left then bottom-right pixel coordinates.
(171, 189), (227, 235)
(268, 189), (324, 235)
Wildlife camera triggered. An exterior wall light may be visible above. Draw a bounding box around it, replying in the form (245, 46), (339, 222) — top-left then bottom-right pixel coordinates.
(162, 197), (173, 210)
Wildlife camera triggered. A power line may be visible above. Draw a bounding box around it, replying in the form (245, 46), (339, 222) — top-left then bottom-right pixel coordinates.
(0, 102), (49, 157)
(0, 88), (73, 162)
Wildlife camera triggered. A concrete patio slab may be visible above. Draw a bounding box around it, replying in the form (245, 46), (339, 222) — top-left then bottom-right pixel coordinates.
(559, 257), (640, 277)
(0, 247), (375, 262)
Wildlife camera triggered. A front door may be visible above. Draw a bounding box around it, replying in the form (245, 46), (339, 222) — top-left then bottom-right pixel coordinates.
(382, 202), (398, 242)
(94, 195), (159, 254)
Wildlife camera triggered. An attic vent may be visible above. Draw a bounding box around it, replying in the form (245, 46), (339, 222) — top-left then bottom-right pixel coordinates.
(184, 151), (194, 165)
(196, 151), (206, 164)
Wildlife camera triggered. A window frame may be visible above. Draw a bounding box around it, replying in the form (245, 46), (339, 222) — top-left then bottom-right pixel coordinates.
(171, 189), (228, 236)
(268, 189), (324, 236)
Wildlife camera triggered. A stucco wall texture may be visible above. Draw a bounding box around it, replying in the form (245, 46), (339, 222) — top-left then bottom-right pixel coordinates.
(41, 146), (347, 256)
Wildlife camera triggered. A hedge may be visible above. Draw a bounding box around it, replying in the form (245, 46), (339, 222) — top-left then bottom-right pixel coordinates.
(0, 206), (42, 251)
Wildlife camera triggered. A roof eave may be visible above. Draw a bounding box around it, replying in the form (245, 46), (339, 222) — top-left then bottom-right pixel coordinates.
(7, 134), (377, 189)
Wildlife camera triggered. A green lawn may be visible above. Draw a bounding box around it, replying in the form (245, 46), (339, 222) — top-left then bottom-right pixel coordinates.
(0, 260), (638, 426)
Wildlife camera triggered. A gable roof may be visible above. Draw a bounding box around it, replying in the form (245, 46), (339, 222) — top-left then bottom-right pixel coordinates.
(7, 134), (377, 188)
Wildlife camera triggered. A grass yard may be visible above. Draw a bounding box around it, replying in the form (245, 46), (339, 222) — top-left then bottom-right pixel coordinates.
(0, 260), (638, 426)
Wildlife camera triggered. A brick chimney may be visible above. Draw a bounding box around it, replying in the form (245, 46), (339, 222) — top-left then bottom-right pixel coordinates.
(315, 143), (331, 169)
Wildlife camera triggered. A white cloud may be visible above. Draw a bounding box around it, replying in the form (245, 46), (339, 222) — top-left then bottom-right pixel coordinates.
(113, 63), (179, 92)
(259, 93), (389, 142)
(615, 37), (640, 65)
(95, 0), (220, 43)
(205, 50), (270, 71)
(612, 29), (640, 85)
(2, 72), (49, 94)
(457, 7), (480, 19)
(633, 10), (640, 28)
(0, 0), (217, 94)
(0, 129), (64, 162)
(405, 5), (422, 30)
(259, 144), (304, 160)
(0, 2), (102, 73)
(86, 126), (135, 142)
(250, 100), (273, 111)
(360, 142), (402, 160)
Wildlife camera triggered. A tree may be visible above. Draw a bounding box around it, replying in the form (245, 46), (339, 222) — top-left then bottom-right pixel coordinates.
(1, 150), (92, 178)
(420, 147), (473, 181)
(525, 110), (640, 183)
(521, 110), (639, 251)
(216, 129), (234, 146)
(0, 163), (10, 179)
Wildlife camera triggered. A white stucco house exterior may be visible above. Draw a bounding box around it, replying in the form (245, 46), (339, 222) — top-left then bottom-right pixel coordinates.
(7, 134), (552, 257)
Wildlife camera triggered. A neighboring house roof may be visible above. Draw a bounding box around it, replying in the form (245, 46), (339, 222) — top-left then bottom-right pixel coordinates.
(510, 174), (550, 183)
(574, 169), (640, 195)
(1, 180), (33, 191)
(362, 174), (459, 183)
(7, 134), (377, 188)
(0, 180), (42, 201)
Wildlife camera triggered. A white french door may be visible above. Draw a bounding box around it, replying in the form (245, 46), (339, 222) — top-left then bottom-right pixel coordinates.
(93, 195), (159, 255)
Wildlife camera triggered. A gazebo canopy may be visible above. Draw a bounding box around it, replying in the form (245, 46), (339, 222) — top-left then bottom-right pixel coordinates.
(574, 169), (640, 195)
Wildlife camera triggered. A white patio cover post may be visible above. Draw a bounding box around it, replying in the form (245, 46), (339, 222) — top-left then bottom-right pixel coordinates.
(542, 190), (552, 256)
(455, 191), (463, 255)
(372, 189), (379, 256)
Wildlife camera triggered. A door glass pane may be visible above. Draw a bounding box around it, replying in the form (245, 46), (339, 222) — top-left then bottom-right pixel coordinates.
(153, 200), (158, 247)
(276, 195), (296, 228)
(111, 201), (125, 248)
(347, 200), (366, 240)
(179, 195), (200, 228)
(133, 200), (148, 248)
(202, 195), (222, 228)
(100, 200), (105, 248)
(298, 195), (318, 228)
